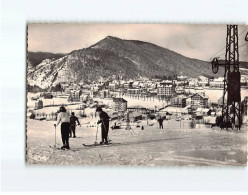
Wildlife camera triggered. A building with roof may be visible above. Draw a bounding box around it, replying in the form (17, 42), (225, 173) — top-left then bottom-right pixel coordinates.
(188, 78), (199, 87)
(161, 80), (173, 85)
(175, 86), (184, 94)
(161, 106), (189, 116)
(127, 107), (152, 114)
(132, 81), (140, 88)
(109, 83), (117, 91)
(123, 82), (132, 89)
(129, 111), (143, 123)
(191, 93), (209, 110)
(241, 75), (248, 86)
(127, 88), (140, 95)
(112, 98), (128, 112)
(68, 90), (81, 102)
(198, 76), (209, 87)
(209, 77), (224, 88)
(177, 75), (188, 81)
(34, 100), (43, 110)
(100, 90), (110, 99)
(157, 84), (172, 98)
(196, 108), (210, 117)
(170, 95), (187, 107)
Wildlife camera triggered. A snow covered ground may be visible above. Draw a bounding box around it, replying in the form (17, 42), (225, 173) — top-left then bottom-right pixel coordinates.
(26, 118), (247, 166)
(205, 88), (248, 103)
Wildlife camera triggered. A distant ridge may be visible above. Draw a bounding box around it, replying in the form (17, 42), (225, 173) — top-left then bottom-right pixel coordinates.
(27, 36), (248, 89)
(28, 51), (66, 67)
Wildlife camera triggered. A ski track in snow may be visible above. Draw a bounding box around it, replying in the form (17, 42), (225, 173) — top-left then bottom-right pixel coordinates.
(26, 119), (247, 166)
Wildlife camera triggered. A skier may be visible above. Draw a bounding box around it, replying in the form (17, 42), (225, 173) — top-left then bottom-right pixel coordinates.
(55, 106), (70, 150)
(69, 112), (81, 138)
(158, 117), (164, 129)
(96, 107), (110, 145)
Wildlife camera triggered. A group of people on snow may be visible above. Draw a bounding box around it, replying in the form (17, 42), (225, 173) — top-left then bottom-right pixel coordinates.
(55, 106), (110, 150)
(54, 105), (169, 150)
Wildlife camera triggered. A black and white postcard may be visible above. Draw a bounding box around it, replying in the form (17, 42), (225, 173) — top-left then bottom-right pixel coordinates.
(26, 24), (248, 166)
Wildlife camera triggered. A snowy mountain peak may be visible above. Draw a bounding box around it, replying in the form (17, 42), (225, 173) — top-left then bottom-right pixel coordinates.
(27, 37), (228, 89)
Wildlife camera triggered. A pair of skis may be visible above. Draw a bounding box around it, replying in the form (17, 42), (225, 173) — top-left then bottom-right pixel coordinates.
(49, 145), (68, 150)
(82, 123), (112, 147)
(49, 142), (112, 150)
(83, 140), (112, 147)
(49, 145), (81, 152)
(49, 144), (71, 150)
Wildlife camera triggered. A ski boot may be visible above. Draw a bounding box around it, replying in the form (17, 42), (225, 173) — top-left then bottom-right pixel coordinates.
(61, 145), (66, 150)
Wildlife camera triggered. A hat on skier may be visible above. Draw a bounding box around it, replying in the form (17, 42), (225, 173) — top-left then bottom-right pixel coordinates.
(59, 106), (66, 112)
(96, 107), (102, 112)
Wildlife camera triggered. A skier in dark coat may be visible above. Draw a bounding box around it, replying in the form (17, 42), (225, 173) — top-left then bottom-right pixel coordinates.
(158, 117), (164, 129)
(96, 107), (110, 145)
(69, 112), (81, 138)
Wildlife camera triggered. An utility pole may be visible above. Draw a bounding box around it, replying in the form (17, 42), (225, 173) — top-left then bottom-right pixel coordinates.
(125, 111), (130, 130)
(211, 25), (241, 129)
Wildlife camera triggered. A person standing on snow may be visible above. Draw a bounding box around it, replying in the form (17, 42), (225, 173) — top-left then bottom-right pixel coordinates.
(96, 107), (110, 145)
(69, 112), (81, 138)
(55, 106), (70, 150)
(158, 116), (164, 129)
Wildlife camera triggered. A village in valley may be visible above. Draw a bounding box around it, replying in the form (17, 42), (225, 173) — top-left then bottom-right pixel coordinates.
(28, 73), (248, 130)
(26, 71), (248, 165)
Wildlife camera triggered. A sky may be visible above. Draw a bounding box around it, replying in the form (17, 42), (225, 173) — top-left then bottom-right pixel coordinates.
(28, 24), (248, 61)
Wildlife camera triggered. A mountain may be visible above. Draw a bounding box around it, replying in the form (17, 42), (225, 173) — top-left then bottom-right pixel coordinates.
(27, 36), (228, 89)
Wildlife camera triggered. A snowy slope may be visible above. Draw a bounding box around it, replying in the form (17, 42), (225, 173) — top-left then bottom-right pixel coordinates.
(26, 119), (247, 166)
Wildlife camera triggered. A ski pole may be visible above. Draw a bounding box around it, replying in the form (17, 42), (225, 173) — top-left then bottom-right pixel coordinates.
(54, 124), (56, 148)
(95, 124), (99, 144)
